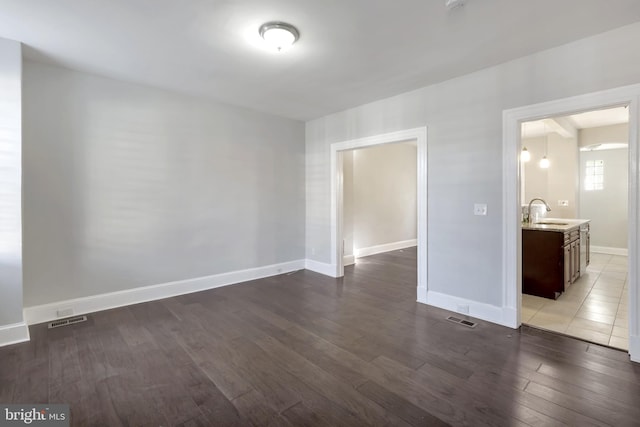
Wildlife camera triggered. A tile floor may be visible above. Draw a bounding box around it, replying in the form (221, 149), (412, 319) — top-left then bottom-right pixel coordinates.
(522, 252), (629, 350)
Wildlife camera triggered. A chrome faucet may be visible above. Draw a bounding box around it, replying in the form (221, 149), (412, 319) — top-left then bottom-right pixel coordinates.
(527, 198), (551, 224)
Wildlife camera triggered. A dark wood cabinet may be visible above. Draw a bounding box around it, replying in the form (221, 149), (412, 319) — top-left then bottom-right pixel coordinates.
(523, 229), (565, 299)
(523, 221), (590, 300)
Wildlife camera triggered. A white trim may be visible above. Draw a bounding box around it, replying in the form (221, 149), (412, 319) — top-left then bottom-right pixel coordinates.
(422, 291), (516, 327)
(631, 335), (640, 363)
(343, 255), (356, 266)
(0, 322), (30, 347)
(354, 239), (417, 258)
(24, 260), (305, 326)
(591, 246), (628, 256)
(305, 259), (339, 277)
(503, 83), (640, 361)
(330, 127), (428, 302)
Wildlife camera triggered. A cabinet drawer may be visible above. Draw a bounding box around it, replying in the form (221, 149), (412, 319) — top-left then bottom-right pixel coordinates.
(564, 230), (580, 244)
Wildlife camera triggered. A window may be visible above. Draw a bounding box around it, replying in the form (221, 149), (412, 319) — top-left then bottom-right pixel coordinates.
(585, 160), (604, 191)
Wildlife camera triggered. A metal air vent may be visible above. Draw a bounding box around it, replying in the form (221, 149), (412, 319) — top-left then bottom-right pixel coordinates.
(446, 315), (477, 328)
(48, 315), (87, 329)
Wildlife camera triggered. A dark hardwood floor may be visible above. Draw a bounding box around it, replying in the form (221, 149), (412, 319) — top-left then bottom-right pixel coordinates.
(2, 247), (640, 426)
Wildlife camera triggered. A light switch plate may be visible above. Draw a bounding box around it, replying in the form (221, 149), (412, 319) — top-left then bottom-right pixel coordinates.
(558, 200), (569, 207)
(474, 203), (488, 216)
(445, 0), (466, 9)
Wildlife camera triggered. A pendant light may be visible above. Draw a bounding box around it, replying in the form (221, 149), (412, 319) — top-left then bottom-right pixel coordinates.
(521, 123), (531, 162)
(539, 155), (550, 169)
(539, 122), (550, 168)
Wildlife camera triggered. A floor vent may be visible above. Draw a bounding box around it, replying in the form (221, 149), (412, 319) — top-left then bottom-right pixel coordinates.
(48, 315), (87, 329)
(446, 316), (477, 328)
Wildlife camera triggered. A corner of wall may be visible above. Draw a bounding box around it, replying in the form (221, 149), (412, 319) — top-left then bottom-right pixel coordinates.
(0, 36), (27, 348)
(343, 255), (355, 266)
(630, 334), (640, 363)
(304, 259), (339, 278)
(423, 291), (518, 329)
(0, 322), (30, 347)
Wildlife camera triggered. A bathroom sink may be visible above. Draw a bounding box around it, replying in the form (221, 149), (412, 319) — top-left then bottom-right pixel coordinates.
(535, 221), (568, 226)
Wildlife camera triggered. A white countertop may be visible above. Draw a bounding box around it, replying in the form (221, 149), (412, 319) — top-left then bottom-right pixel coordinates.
(522, 218), (590, 232)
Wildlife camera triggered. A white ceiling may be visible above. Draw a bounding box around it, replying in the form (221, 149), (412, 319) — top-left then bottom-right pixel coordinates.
(567, 107), (630, 129)
(522, 106), (630, 139)
(1, 1), (640, 121)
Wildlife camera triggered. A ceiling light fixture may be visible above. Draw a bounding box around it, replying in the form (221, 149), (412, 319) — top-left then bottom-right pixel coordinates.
(259, 21), (299, 52)
(539, 156), (550, 169)
(539, 122), (550, 169)
(521, 123), (531, 162)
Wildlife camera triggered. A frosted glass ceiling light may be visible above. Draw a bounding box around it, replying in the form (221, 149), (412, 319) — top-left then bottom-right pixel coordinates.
(521, 147), (531, 162)
(259, 22), (299, 51)
(539, 156), (550, 169)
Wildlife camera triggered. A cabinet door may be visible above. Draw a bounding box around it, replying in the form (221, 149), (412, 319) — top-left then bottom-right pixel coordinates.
(564, 244), (571, 289)
(573, 240), (581, 281)
(573, 240), (580, 282)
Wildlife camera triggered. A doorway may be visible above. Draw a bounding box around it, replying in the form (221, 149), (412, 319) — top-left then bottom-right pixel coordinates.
(502, 84), (640, 362)
(330, 127), (427, 302)
(342, 142), (417, 268)
(520, 107), (630, 349)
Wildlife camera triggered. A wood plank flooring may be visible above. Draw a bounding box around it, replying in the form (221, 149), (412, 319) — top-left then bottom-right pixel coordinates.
(2, 247), (640, 426)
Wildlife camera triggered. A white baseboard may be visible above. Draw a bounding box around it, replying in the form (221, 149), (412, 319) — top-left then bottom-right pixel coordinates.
(591, 246), (628, 256)
(24, 259), (306, 326)
(0, 322), (30, 347)
(304, 259), (339, 277)
(343, 255), (355, 266)
(354, 239), (417, 258)
(630, 334), (640, 363)
(420, 291), (517, 329)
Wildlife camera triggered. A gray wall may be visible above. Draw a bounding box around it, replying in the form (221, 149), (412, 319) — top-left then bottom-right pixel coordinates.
(522, 136), (549, 206)
(343, 143), (417, 253)
(579, 123), (629, 148)
(579, 124), (629, 249)
(0, 38), (23, 326)
(523, 133), (578, 219)
(306, 22), (640, 307)
(22, 61), (305, 307)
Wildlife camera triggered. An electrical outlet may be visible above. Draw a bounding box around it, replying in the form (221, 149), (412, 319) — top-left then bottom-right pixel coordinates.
(474, 203), (488, 216)
(558, 200), (569, 207)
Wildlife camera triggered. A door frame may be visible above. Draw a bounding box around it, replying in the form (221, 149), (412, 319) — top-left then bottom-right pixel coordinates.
(502, 84), (640, 361)
(330, 127), (428, 301)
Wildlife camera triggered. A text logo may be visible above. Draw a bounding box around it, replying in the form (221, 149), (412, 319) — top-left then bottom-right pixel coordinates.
(0, 405), (69, 427)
